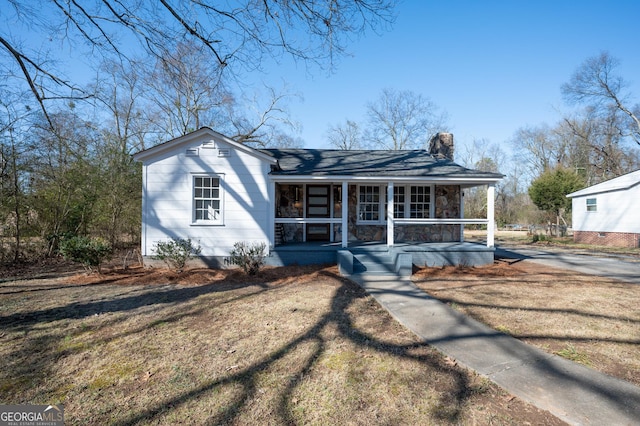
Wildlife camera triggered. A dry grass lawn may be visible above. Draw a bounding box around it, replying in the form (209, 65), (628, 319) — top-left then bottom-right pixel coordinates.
(0, 262), (565, 425)
(414, 259), (640, 386)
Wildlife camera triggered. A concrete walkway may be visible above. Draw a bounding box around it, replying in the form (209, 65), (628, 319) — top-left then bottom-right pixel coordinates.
(349, 274), (640, 426)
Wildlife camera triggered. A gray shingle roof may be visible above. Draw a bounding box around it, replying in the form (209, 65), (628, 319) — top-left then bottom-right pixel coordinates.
(262, 149), (503, 180)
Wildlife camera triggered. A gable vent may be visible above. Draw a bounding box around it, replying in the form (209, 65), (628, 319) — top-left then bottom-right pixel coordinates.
(186, 148), (199, 156)
(218, 148), (231, 157)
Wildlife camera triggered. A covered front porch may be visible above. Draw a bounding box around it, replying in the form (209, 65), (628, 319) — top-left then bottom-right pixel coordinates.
(269, 180), (497, 251)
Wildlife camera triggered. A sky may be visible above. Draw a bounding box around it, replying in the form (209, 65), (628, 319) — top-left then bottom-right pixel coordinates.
(4, 1), (638, 157)
(251, 1), (640, 153)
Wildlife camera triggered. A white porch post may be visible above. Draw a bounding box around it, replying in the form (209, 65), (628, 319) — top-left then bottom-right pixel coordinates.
(487, 184), (495, 248)
(341, 181), (348, 248)
(268, 180), (276, 251)
(387, 181), (394, 248)
(459, 189), (465, 243)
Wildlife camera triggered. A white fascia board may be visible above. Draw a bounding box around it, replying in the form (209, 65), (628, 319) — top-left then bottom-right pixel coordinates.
(133, 127), (277, 165)
(567, 170), (640, 198)
(133, 128), (214, 162)
(567, 181), (640, 198)
(269, 175), (502, 185)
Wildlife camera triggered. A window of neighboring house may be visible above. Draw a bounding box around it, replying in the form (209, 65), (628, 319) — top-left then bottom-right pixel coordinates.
(409, 186), (431, 218)
(586, 197), (597, 212)
(193, 175), (223, 224)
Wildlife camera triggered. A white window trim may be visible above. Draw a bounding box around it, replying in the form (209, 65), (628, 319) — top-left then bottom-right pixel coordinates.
(586, 197), (597, 212)
(407, 185), (434, 219)
(357, 184), (383, 224)
(191, 173), (225, 226)
(357, 184), (435, 225)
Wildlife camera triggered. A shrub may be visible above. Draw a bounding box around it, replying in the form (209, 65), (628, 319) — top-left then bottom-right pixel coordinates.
(229, 241), (267, 275)
(153, 238), (202, 271)
(59, 236), (113, 273)
(532, 233), (549, 243)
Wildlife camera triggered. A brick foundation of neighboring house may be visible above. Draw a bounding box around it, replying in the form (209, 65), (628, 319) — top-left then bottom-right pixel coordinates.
(573, 230), (640, 248)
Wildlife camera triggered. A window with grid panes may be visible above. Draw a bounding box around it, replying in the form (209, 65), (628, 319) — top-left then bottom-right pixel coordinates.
(384, 186), (405, 219)
(409, 186), (430, 218)
(193, 176), (222, 223)
(358, 185), (380, 221)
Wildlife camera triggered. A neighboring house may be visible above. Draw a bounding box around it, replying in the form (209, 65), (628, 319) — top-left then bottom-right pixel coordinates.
(567, 169), (640, 248)
(133, 127), (503, 269)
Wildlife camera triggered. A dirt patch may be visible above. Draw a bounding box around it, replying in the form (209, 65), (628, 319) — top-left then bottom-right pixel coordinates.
(0, 262), (565, 425)
(414, 259), (640, 386)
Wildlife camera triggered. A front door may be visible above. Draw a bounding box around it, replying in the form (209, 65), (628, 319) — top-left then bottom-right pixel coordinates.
(306, 185), (330, 241)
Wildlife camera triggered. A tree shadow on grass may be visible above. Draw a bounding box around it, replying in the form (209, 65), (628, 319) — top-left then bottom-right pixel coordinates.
(0, 266), (301, 405)
(0, 268), (276, 330)
(0, 266), (557, 424)
(107, 269), (477, 425)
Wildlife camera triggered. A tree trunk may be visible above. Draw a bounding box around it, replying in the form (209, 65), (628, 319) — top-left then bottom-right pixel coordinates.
(11, 143), (21, 263)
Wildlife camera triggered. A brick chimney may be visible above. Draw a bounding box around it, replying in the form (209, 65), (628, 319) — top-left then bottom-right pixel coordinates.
(429, 132), (454, 161)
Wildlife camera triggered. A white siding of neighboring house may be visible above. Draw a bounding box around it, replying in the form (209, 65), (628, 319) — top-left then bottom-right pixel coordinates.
(139, 136), (272, 258)
(570, 183), (640, 234)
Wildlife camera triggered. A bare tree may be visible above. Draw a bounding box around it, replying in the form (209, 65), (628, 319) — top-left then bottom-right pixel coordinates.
(458, 138), (505, 170)
(146, 41), (232, 139)
(225, 85), (302, 148)
(559, 110), (629, 183)
(510, 125), (566, 179)
(457, 138), (509, 223)
(90, 60), (150, 246)
(145, 42), (301, 146)
(27, 111), (102, 254)
(562, 52), (640, 145)
(0, 94), (33, 262)
(365, 88), (448, 150)
(326, 119), (363, 150)
(92, 59), (153, 153)
(0, 0), (396, 124)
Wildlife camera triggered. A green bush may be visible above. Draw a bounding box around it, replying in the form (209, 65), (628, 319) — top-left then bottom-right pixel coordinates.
(532, 233), (548, 243)
(153, 238), (201, 271)
(229, 241), (267, 275)
(59, 236), (113, 273)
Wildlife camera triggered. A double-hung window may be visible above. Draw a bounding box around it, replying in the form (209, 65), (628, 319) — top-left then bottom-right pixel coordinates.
(193, 175), (223, 224)
(384, 186), (406, 219)
(358, 185), (381, 221)
(586, 198), (597, 212)
(359, 184), (432, 223)
(410, 186), (431, 218)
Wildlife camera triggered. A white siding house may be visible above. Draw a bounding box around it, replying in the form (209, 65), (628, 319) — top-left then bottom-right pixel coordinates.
(567, 169), (640, 248)
(134, 128), (504, 268)
(133, 128), (277, 260)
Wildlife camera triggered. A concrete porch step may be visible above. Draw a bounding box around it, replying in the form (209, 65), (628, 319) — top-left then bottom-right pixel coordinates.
(338, 249), (413, 279)
(352, 253), (396, 274)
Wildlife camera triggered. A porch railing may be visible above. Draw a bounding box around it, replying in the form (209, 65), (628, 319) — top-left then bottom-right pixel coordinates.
(275, 218), (488, 224)
(274, 217), (493, 248)
(393, 218), (488, 225)
(275, 218), (342, 224)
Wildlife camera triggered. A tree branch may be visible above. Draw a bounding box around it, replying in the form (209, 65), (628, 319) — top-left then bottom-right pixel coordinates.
(158, 0), (227, 67)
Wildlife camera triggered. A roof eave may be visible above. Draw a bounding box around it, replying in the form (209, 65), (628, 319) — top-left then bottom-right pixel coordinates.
(133, 127), (277, 165)
(269, 174), (502, 184)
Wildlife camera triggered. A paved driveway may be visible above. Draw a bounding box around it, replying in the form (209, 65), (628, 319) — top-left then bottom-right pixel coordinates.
(495, 245), (640, 284)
